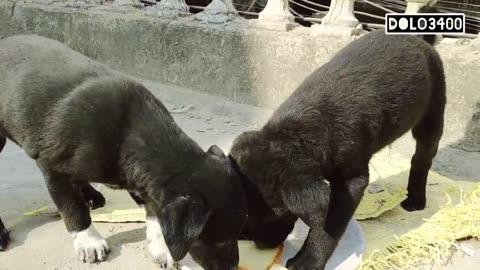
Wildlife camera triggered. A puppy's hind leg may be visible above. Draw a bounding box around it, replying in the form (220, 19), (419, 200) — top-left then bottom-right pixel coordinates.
(0, 135), (10, 251)
(38, 167), (109, 263)
(401, 93), (445, 211)
(0, 217), (10, 251)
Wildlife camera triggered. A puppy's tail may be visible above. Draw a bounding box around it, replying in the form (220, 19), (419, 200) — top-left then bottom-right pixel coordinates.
(417, 2), (441, 45)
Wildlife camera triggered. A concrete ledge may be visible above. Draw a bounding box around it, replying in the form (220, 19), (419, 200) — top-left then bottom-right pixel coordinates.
(0, 1), (479, 150)
(0, 1), (354, 106)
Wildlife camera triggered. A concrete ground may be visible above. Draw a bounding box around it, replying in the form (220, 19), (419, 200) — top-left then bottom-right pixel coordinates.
(0, 80), (479, 269)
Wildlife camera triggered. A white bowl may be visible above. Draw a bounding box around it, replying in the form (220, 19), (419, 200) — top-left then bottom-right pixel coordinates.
(181, 218), (365, 270)
(279, 218), (366, 270)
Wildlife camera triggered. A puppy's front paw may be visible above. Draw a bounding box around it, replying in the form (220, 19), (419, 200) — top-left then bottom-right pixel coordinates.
(401, 195), (426, 212)
(0, 228), (10, 251)
(71, 225), (109, 263)
(148, 237), (180, 269)
(146, 217), (180, 269)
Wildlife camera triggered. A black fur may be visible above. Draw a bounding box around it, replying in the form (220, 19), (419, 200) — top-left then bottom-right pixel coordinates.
(0, 217), (9, 251)
(80, 184), (106, 210)
(229, 29), (445, 269)
(417, 5), (442, 45)
(0, 35), (247, 269)
(0, 136), (9, 251)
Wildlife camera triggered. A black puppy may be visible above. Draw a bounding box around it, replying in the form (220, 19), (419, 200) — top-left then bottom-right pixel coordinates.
(229, 28), (445, 269)
(0, 35), (246, 270)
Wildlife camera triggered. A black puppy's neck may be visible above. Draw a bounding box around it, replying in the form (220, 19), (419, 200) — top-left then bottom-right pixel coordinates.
(228, 155), (270, 209)
(120, 144), (206, 191)
(119, 89), (207, 193)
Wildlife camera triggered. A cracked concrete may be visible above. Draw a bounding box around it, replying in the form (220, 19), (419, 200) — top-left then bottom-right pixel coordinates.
(9, 1), (16, 18)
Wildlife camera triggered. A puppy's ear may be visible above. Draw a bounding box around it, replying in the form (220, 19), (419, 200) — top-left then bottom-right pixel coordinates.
(159, 196), (209, 261)
(229, 130), (266, 169)
(207, 144), (226, 158)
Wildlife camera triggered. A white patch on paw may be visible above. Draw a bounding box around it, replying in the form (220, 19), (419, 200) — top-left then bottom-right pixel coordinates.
(71, 224), (109, 263)
(146, 217), (179, 269)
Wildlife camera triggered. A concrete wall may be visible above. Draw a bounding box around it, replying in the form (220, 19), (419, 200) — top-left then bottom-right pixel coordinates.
(0, 0), (479, 150)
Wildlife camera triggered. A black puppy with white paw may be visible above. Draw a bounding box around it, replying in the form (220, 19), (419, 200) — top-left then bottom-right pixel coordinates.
(229, 27), (445, 270)
(0, 35), (247, 269)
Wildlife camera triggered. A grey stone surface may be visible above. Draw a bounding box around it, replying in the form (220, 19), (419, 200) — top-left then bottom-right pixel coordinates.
(440, 45), (480, 152)
(0, 1), (478, 147)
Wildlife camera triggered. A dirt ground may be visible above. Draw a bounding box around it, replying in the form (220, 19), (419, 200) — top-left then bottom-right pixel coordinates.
(0, 80), (479, 269)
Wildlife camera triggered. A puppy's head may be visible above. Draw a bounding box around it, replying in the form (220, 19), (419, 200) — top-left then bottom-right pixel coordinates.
(196, 145), (248, 241)
(228, 130), (288, 193)
(228, 131), (295, 247)
(228, 130), (275, 180)
(151, 145), (247, 261)
(154, 190), (208, 261)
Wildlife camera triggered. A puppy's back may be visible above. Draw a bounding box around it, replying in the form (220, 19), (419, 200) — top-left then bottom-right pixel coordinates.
(270, 30), (443, 132)
(0, 35), (116, 102)
(0, 35), (121, 151)
(260, 30), (445, 166)
(278, 30), (440, 113)
(0, 35), (109, 77)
